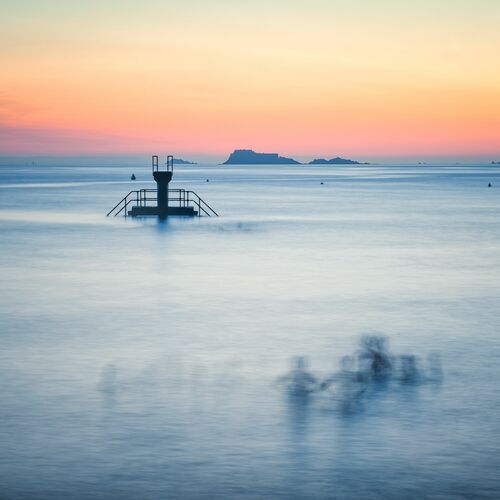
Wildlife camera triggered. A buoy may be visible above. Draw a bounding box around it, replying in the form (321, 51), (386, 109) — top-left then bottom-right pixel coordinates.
(131, 174), (136, 181)
(206, 179), (209, 182)
(320, 182), (324, 185)
(488, 183), (492, 187)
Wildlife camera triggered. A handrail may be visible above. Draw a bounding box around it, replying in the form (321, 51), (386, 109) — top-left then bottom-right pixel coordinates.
(106, 190), (136, 216)
(189, 191), (219, 216)
(107, 188), (218, 217)
(152, 155), (173, 174)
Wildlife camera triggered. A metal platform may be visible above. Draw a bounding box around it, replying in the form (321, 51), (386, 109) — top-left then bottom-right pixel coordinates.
(128, 206), (197, 217)
(107, 188), (218, 217)
(107, 155), (218, 218)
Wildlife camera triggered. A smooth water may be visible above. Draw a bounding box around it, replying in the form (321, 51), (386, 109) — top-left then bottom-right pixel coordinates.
(1, 162), (500, 499)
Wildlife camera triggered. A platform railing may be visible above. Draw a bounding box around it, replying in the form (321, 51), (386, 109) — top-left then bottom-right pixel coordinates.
(107, 189), (218, 217)
(152, 155), (174, 174)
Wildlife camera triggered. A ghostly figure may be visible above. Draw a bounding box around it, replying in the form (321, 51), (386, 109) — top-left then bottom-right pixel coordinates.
(426, 353), (444, 384)
(278, 357), (318, 396)
(322, 355), (367, 405)
(398, 355), (420, 384)
(358, 336), (393, 381)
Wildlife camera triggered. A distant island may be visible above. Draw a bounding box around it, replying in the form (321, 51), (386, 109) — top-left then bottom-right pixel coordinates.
(309, 157), (368, 165)
(223, 149), (366, 165)
(173, 158), (196, 165)
(223, 149), (300, 165)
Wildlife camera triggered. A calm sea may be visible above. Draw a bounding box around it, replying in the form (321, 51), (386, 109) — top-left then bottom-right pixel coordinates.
(1, 161), (500, 499)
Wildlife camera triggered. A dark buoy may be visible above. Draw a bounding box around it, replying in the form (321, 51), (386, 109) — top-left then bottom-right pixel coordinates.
(206, 179), (209, 182)
(488, 183), (492, 187)
(320, 182), (324, 185)
(131, 173), (136, 181)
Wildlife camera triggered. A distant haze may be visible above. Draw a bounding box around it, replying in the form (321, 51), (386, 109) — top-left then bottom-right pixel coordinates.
(1, 1), (499, 159)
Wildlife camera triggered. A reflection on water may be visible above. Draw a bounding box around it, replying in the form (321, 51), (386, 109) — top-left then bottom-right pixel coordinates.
(1, 163), (500, 499)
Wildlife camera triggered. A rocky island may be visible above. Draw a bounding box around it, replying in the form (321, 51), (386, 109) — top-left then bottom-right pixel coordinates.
(222, 149), (367, 166)
(223, 149), (301, 165)
(309, 157), (368, 165)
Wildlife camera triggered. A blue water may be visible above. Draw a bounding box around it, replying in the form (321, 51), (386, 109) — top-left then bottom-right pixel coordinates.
(1, 162), (500, 499)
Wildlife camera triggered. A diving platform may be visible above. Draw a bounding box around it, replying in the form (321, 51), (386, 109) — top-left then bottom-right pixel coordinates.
(107, 155), (218, 218)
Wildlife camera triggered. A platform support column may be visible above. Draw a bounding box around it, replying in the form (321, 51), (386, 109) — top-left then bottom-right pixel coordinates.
(157, 179), (169, 212)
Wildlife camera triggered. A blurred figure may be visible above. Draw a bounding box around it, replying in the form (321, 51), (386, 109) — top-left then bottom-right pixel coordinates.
(426, 352), (444, 384)
(322, 356), (362, 388)
(397, 355), (421, 384)
(358, 336), (393, 381)
(322, 355), (367, 408)
(278, 356), (318, 396)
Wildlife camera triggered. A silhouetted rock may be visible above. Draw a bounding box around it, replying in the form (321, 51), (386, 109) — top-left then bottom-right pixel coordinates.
(309, 157), (366, 165)
(223, 149), (301, 165)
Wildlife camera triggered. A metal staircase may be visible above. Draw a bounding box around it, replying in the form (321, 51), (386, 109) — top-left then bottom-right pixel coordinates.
(107, 188), (219, 217)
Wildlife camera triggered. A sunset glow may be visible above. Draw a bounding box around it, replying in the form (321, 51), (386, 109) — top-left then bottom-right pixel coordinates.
(1, 0), (500, 160)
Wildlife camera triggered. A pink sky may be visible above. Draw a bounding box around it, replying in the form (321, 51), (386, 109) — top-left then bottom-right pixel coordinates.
(1, 1), (500, 160)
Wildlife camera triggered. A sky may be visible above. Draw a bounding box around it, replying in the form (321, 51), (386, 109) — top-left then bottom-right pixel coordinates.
(1, 0), (499, 161)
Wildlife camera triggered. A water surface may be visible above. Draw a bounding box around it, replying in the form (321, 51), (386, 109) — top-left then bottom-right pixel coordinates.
(1, 162), (500, 499)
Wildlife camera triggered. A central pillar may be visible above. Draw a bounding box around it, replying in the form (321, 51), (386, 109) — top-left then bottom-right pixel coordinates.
(157, 178), (168, 211)
(153, 171), (173, 215)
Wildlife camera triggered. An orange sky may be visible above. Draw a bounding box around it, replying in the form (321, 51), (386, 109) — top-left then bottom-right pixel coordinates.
(1, 0), (500, 160)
